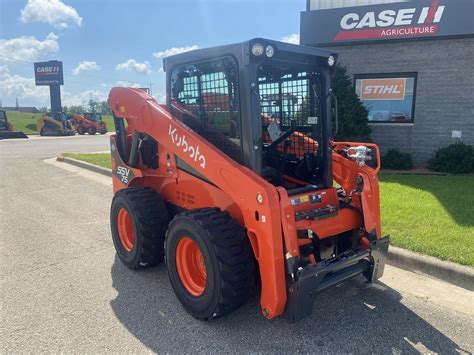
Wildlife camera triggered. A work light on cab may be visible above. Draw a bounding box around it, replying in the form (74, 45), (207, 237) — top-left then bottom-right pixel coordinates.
(328, 55), (335, 66)
(251, 43), (264, 56)
(265, 45), (275, 58)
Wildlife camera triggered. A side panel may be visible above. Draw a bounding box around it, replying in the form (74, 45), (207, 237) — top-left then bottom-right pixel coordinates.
(108, 88), (287, 318)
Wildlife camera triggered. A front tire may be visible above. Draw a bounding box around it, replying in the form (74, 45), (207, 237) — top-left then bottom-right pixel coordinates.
(111, 187), (170, 269)
(87, 126), (97, 135)
(165, 208), (255, 320)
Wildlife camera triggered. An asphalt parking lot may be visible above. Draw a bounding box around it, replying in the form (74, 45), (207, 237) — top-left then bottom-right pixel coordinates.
(1, 135), (473, 353)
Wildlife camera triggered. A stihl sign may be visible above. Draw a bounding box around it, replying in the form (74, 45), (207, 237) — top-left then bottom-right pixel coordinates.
(34, 60), (64, 86)
(360, 78), (405, 100)
(300, 0), (474, 45)
(336, 0), (444, 40)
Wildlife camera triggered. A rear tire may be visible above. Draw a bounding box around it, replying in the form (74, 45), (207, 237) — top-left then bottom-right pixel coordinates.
(88, 126), (97, 135)
(165, 208), (255, 320)
(77, 126), (85, 135)
(111, 187), (170, 269)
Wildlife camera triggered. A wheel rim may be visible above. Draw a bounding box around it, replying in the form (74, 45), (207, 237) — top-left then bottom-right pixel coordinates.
(176, 237), (207, 296)
(117, 208), (135, 252)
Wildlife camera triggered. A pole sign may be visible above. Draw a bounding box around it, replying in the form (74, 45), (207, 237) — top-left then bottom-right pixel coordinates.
(34, 60), (64, 86)
(300, 0), (474, 45)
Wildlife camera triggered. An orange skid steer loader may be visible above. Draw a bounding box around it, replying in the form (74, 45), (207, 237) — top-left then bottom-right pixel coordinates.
(108, 39), (389, 322)
(70, 112), (107, 135)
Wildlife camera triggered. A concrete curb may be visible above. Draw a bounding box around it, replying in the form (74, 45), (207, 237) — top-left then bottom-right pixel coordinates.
(387, 246), (473, 291)
(58, 156), (474, 291)
(58, 156), (112, 177)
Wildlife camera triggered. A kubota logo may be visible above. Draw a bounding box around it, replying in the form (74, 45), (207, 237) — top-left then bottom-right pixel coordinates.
(169, 125), (206, 169)
(336, 0), (445, 40)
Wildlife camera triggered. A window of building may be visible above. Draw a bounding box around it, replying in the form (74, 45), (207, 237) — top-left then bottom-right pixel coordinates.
(170, 56), (242, 163)
(354, 73), (417, 123)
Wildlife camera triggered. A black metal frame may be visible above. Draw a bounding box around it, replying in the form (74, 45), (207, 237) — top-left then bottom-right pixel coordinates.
(354, 72), (418, 124)
(164, 38), (338, 188)
(283, 236), (390, 322)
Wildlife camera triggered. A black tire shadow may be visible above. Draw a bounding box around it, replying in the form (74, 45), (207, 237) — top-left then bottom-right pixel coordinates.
(110, 256), (465, 353)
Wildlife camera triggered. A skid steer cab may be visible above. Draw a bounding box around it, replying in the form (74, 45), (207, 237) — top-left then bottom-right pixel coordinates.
(108, 38), (389, 322)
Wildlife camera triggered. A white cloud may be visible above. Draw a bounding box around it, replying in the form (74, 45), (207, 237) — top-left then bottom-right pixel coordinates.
(0, 32), (59, 63)
(115, 59), (151, 75)
(280, 34), (299, 45)
(72, 61), (100, 75)
(0, 65), (50, 106)
(153, 45), (199, 59)
(62, 89), (107, 106)
(21, 0), (82, 28)
(154, 92), (166, 104)
(115, 81), (142, 88)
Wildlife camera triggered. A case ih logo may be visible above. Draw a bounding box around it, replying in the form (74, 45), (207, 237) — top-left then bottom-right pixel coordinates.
(360, 78), (406, 100)
(36, 66), (61, 75)
(336, 0), (444, 41)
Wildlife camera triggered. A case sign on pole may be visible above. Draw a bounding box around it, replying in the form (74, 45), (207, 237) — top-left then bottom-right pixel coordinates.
(34, 61), (64, 86)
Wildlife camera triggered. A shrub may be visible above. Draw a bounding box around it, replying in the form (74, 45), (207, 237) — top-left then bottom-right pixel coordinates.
(382, 149), (413, 170)
(332, 65), (372, 142)
(428, 141), (474, 174)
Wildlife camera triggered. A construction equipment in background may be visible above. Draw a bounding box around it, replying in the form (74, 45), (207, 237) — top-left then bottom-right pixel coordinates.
(107, 39), (389, 322)
(0, 110), (28, 139)
(70, 112), (108, 135)
(37, 112), (75, 136)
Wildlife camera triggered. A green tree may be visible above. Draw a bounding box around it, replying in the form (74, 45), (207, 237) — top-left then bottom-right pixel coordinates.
(68, 105), (84, 114)
(99, 101), (111, 115)
(332, 64), (371, 142)
(88, 99), (99, 113)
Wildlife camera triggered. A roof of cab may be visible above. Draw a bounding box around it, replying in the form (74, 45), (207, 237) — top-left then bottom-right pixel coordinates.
(162, 38), (337, 72)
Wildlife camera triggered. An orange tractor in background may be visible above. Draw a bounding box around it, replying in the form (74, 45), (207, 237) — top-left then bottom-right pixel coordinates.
(70, 112), (107, 135)
(107, 39), (389, 322)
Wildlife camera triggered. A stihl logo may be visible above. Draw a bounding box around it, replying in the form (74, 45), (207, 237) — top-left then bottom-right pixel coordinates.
(336, 0), (445, 41)
(360, 79), (406, 100)
(169, 125), (206, 169)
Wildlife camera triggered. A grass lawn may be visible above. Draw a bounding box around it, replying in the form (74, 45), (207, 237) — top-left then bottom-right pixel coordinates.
(103, 115), (115, 131)
(6, 111), (116, 135)
(379, 174), (473, 266)
(61, 151), (474, 266)
(63, 152), (112, 169)
(5, 111), (43, 134)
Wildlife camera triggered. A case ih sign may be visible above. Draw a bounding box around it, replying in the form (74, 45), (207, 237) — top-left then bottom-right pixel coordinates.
(34, 61), (64, 86)
(301, 0), (474, 45)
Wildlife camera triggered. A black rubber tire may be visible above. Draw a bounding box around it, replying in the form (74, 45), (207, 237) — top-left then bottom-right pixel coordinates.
(165, 208), (255, 320)
(87, 126), (97, 135)
(111, 187), (170, 269)
(77, 126), (85, 135)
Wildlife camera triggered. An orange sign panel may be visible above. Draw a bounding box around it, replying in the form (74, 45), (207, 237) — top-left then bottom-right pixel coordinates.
(360, 78), (406, 100)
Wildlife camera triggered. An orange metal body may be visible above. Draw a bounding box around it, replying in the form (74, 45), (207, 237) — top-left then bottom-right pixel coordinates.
(70, 114), (107, 133)
(108, 87), (383, 319)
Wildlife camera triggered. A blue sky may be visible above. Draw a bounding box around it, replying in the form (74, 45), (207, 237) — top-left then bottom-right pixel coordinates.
(0, 0), (304, 108)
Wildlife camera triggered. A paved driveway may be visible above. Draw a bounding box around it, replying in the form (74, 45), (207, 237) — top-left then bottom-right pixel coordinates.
(1, 135), (473, 353)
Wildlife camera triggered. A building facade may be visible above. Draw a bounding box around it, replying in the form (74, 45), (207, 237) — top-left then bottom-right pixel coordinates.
(301, 0), (474, 164)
